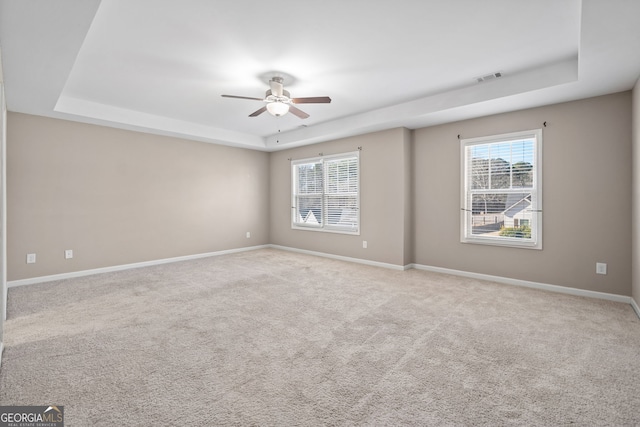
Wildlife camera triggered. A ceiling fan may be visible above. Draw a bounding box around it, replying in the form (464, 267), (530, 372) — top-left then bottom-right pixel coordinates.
(221, 77), (331, 119)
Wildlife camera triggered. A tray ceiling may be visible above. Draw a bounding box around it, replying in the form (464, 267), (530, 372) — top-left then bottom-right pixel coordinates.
(1, 0), (639, 150)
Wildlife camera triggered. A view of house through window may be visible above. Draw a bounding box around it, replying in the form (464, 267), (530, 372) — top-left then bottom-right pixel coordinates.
(461, 129), (542, 249)
(292, 152), (359, 234)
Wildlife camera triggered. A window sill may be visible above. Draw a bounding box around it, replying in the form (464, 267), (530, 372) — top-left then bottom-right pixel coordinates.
(292, 225), (360, 236)
(461, 236), (542, 250)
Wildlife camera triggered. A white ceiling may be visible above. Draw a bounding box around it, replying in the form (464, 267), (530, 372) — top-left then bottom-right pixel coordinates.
(1, 0), (639, 151)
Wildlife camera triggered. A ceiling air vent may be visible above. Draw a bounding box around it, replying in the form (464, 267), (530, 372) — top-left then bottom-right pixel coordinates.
(476, 72), (502, 83)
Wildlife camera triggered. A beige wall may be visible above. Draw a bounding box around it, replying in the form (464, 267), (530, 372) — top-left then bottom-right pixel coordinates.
(414, 92), (632, 296)
(1, 81), (5, 343)
(402, 128), (413, 266)
(270, 128), (412, 267)
(632, 78), (640, 305)
(7, 113), (270, 281)
(6, 92), (635, 297)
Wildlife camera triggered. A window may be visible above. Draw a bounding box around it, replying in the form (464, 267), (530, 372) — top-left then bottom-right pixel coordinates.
(292, 152), (359, 234)
(461, 129), (542, 249)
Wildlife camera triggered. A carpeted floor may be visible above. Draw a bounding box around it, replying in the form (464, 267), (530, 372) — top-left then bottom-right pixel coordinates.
(1, 248), (639, 426)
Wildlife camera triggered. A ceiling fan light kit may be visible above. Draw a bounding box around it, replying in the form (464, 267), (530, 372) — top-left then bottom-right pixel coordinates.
(222, 76), (331, 119)
(266, 101), (290, 117)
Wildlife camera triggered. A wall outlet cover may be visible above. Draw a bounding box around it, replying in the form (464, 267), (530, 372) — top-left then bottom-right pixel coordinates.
(596, 262), (607, 275)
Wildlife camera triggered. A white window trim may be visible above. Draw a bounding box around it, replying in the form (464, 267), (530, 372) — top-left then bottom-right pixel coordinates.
(291, 151), (360, 235)
(460, 129), (542, 250)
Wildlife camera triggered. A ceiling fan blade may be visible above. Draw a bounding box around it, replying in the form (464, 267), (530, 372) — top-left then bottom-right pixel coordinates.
(249, 106), (267, 117)
(292, 96), (332, 104)
(288, 105), (310, 119)
(269, 79), (284, 97)
(221, 95), (264, 101)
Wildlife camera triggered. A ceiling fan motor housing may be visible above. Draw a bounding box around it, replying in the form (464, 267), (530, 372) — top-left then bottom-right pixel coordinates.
(265, 89), (291, 103)
(221, 76), (329, 119)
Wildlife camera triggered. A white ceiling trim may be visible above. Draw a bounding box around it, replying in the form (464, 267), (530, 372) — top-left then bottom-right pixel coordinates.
(54, 95), (265, 149)
(1, 0), (639, 152)
(265, 57), (579, 149)
(53, 56), (579, 152)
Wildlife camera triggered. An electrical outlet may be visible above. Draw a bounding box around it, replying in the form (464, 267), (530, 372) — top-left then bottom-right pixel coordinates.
(65, 249), (73, 259)
(596, 262), (607, 275)
(26, 253), (36, 264)
(363, 241), (368, 249)
(246, 232), (251, 239)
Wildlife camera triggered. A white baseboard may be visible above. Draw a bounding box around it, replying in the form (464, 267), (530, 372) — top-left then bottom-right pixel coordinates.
(411, 263), (632, 304)
(631, 297), (640, 319)
(268, 244), (411, 271)
(6, 244), (636, 312)
(269, 247), (633, 306)
(7, 245), (270, 288)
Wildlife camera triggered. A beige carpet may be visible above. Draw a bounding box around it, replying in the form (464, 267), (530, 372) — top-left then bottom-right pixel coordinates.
(1, 248), (639, 426)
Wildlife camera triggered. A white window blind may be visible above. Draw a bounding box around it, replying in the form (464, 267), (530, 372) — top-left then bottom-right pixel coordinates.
(461, 129), (542, 249)
(292, 152), (359, 234)
(292, 160), (323, 227)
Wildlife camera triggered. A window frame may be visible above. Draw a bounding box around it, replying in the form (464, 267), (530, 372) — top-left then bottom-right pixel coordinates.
(291, 151), (360, 235)
(460, 129), (542, 249)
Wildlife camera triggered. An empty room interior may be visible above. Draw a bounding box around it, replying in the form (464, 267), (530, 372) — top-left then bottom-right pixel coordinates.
(1, 0), (640, 425)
